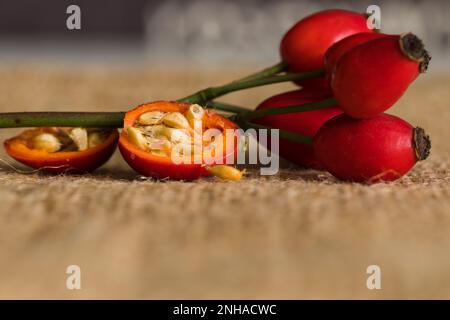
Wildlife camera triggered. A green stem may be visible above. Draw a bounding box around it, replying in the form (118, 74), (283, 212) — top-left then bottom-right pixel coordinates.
(236, 120), (313, 145)
(0, 65), (325, 128)
(236, 98), (337, 122)
(179, 62), (287, 108)
(233, 61), (287, 83)
(178, 69), (325, 104)
(206, 101), (249, 113)
(0, 112), (124, 128)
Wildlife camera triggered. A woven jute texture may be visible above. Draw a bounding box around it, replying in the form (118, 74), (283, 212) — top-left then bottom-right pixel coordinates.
(0, 65), (449, 299)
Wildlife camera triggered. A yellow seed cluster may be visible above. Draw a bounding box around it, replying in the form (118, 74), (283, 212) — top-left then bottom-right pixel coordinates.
(69, 128), (88, 151)
(128, 104), (208, 157)
(31, 128), (110, 153)
(32, 133), (62, 153)
(162, 112), (191, 129)
(127, 105), (244, 181)
(138, 111), (166, 125)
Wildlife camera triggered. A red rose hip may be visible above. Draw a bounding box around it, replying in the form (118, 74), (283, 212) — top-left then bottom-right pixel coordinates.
(324, 32), (388, 81)
(255, 88), (341, 168)
(281, 9), (374, 72)
(280, 9), (374, 90)
(331, 33), (431, 118)
(313, 113), (431, 182)
(4, 128), (119, 174)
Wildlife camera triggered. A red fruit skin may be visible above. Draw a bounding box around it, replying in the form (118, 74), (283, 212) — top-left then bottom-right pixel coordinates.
(331, 35), (421, 118)
(314, 114), (418, 182)
(255, 89), (342, 168)
(281, 9), (374, 73)
(324, 32), (388, 84)
(296, 77), (331, 93)
(4, 129), (119, 174)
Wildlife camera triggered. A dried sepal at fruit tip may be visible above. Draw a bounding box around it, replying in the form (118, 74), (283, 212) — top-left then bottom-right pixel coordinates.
(399, 33), (431, 73)
(206, 165), (245, 181)
(413, 127), (431, 161)
(32, 133), (61, 153)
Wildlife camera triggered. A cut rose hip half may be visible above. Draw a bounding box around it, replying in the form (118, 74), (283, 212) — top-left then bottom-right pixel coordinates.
(4, 127), (119, 173)
(118, 101), (242, 181)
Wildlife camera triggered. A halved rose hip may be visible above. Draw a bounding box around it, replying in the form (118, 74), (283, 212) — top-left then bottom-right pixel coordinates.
(4, 127), (119, 173)
(118, 101), (241, 180)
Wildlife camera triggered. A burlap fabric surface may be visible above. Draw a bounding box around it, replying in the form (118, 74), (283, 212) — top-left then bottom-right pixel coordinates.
(0, 65), (449, 299)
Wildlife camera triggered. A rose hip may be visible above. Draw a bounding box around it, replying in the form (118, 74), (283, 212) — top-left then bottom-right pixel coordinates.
(280, 9), (374, 89)
(313, 113), (431, 182)
(324, 32), (388, 83)
(331, 33), (431, 118)
(4, 128), (119, 173)
(255, 88), (341, 168)
(119, 101), (239, 180)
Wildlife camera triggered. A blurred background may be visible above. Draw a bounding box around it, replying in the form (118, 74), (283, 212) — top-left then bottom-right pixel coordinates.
(0, 0), (449, 68)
